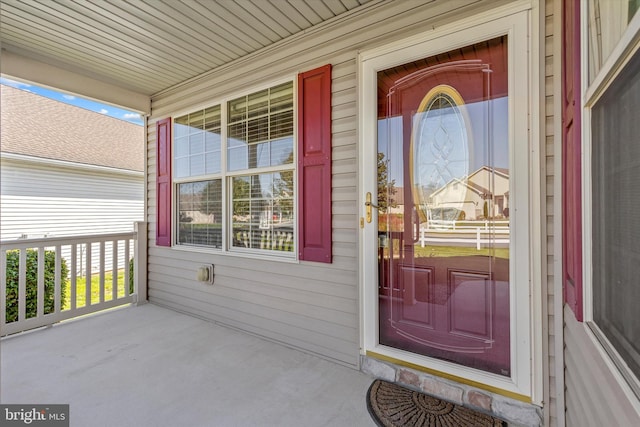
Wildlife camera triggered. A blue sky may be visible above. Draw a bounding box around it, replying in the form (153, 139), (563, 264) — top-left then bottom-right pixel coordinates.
(1, 77), (144, 126)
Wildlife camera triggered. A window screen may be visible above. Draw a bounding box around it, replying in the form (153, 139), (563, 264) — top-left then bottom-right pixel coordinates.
(592, 46), (640, 381)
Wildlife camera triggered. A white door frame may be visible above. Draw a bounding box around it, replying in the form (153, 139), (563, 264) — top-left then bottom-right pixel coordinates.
(358, 1), (543, 402)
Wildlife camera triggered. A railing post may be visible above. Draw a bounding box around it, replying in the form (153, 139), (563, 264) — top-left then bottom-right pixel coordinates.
(37, 247), (45, 318)
(134, 222), (148, 305)
(0, 249), (7, 333)
(477, 227), (481, 250)
(18, 249), (27, 323)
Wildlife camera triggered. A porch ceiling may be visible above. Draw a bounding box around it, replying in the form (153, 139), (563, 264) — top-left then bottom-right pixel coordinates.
(0, 0), (375, 97)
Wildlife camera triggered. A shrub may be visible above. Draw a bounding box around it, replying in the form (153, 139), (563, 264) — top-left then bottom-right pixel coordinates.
(5, 249), (69, 323)
(128, 257), (134, 295)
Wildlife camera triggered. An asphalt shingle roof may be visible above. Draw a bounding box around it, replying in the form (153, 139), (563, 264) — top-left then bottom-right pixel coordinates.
(1, 85), (144, 172)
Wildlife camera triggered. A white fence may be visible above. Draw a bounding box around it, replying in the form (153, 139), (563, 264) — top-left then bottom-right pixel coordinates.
(0, 222), (147, 336)
(419, 220), (510, 249)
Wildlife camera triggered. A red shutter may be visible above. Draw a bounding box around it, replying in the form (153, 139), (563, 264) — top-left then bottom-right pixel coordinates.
(156, 118), (172, 247)
(298, 64), (332, 262)
(562, 0), (583, 321)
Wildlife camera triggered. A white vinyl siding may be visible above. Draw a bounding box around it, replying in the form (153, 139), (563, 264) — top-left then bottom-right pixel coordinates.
(0, 157), (143, 275)
(1, 158), (143, 240)
(146, 0), (532, 370)
(564, 306), (640, 426)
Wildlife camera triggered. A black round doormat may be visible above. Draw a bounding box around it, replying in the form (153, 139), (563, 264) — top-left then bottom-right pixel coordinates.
(366, 379), (506, 427)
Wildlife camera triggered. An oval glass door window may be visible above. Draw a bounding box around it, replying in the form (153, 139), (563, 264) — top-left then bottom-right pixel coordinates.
(412, 85), (471, 222)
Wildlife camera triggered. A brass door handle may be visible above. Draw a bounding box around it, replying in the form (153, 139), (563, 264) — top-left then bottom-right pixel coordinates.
(365, 192), (379, 223)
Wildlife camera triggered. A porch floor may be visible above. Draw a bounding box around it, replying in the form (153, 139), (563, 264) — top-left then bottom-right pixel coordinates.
(1, 303), (376, 427)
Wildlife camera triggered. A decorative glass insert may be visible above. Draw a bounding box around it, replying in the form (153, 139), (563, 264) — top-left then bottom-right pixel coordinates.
(412, 85), (470, 222)
(177, 180), (222, 248)
(231, 171), (294, 253)
(174, 105), (221, 178)
(227, 82), (294, 171)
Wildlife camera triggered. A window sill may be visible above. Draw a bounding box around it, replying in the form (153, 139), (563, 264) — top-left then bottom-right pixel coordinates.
(170, 243), (299, 264)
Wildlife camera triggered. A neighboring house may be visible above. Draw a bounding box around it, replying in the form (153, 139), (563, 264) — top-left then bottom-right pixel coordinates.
(428, 167), (510, 220)
(0, 84), (144, 270)
(2, 1), (640, 426)
(0, 84), (144, 240)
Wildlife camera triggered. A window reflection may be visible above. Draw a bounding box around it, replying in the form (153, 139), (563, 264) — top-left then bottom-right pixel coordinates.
(173, 82), (295, 257)
(376, 36), (511, 376)
(588, 0), (640, 83)
(227, 82), (294, 171)
(232, 172), (294, 252)
(174, 106), (221, 178)
(178, 180), (222, 248)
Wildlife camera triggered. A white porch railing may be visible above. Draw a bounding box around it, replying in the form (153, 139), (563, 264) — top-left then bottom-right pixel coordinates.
(0, 222), (147, 336)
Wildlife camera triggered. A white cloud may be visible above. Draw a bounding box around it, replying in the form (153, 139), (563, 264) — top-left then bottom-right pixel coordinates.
(123, 113), (141, 120)
(99, 108), (109, 114)
(62, 94), (76, 100)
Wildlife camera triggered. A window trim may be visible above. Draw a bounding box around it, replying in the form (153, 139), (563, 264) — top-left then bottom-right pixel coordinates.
(170, 77), (298, 260)
(581, 3), (640, 400)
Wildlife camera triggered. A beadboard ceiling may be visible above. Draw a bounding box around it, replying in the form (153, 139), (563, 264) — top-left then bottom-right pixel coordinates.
(0, 0), (375, 96)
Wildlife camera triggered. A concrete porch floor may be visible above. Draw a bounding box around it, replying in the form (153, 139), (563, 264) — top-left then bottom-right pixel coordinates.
(1, 304), (376, 427)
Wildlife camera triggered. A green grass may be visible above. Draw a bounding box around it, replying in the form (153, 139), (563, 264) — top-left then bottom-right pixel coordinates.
(382, 244), (509, 260)
(63, 269), (129, 309)
(414, 245), (509, 259)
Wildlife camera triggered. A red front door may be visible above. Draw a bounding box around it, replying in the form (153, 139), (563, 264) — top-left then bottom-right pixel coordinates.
(377, 36), (511, 376)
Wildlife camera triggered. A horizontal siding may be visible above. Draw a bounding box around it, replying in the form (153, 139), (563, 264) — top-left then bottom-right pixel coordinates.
(146, 0), (513, 367)
(0, 159), (143, 240)
(1, 196), (143, 237)
(1, 159), (143, 200)
(148, 247), (359, 293)
(564, 307), (640, 426)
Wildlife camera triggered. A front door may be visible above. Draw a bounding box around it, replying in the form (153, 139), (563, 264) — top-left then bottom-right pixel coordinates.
(376, 36), (511, 376)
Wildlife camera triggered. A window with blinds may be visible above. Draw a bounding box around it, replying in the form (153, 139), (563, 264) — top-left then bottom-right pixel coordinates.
(173, 82), (295, 256)
(227, 82), (294, 171)
(174, 105), (221, 178)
